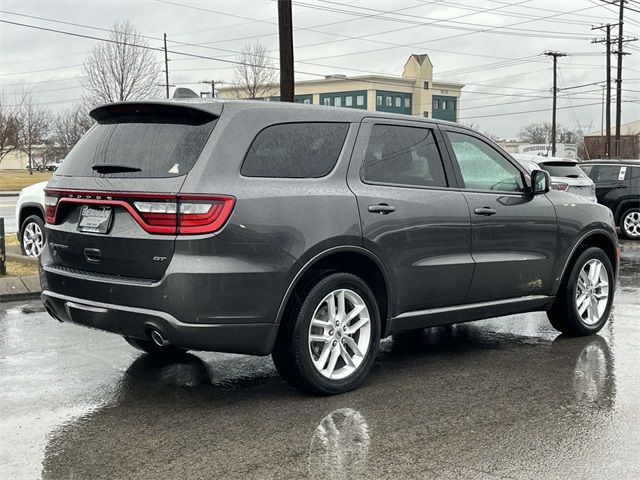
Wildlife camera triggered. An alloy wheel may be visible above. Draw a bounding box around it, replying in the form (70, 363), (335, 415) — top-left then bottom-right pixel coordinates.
(23, 221), (44, 257)
(308, 288), (371, 380)
(574, 259), (610, 326)
(622, 211), (640, 238)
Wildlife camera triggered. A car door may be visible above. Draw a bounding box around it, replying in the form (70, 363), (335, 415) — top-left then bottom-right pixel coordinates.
(591, 164), (629, 212)
(441, 127), (558, 303)
(347, 118), (473, 316)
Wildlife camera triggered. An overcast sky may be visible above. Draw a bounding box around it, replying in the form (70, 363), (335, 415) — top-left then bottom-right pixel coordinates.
(1, 0), (639, 139)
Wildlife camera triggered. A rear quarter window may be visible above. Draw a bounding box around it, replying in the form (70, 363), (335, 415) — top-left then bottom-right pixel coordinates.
(241, 122), (349, 178)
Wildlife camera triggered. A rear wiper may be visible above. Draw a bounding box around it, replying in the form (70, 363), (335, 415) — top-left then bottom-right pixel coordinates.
(92, 164), (142, 174)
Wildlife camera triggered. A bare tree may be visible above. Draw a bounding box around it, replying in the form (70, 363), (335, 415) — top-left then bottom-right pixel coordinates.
(231, 42), (278, 99)
(17, 93), (52, 175)
(520, 122), (552, 144)
(53, 104), (94, 158)
(0, 94), (21, 164)
(82, 20), (160, 106)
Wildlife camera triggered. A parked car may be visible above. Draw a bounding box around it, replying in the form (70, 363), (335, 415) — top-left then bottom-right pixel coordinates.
(511, 154), (596, 202)
(579, 160), (640, 240)
(40, 100), (619, 395)
(15, 181), (47, 257)
(45, 158), (65, 171)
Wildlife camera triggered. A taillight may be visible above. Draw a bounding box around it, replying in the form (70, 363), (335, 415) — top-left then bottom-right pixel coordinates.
(178, 196), (235, 234)
(43, 189), (235, 235)
(44, 193), (59, 224)
(551, 182), (569, 191)
(133, 201), (178, 230)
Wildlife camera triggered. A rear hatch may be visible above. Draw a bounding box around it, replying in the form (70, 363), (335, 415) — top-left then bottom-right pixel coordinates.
(45, 102), (229, 281)
(538, 161), (595, 199)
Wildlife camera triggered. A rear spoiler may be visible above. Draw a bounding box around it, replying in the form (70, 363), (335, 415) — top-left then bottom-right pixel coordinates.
(90, 101), (222, 124)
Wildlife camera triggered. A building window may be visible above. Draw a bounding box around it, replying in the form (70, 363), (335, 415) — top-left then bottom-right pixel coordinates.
(323, 97), (331, 106)
(386, 96), (392, 107)
(433, 100), (439, 110)
(345, 96), (353, 107)
(377, 95), (382, 106)
(303, 98), (311, 104)
(442, 100), (447, 110)
(334, 96), (342, 107)
(423, 81), (429, 90)
(357, 95), (365, 106)
(395, 97), (401, 107)
(423, 111), (429, 117)
(404, 97), (411, 108)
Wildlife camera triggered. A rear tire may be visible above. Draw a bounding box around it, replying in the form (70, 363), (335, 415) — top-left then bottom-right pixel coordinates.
(547, 247), (614, 336)
(272, 272), (381, 395)
(620, 208), (640, 240)
(20, 215), (46, 257)
(124, 336), (187, 356)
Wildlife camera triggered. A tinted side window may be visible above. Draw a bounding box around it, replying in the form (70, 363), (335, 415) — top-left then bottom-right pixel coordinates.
(447, 131), (524, 192)
(362, 125), (447, 188)
(241, 123), (349, 178)
(594, 165), (623, 182)
(631, 166), (640, 178)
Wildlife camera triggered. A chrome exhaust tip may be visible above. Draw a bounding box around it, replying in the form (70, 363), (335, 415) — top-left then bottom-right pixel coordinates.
(150, 329), (169, 347)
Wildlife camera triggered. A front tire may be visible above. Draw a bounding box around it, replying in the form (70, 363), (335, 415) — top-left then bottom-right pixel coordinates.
(20, 215), (46, 257)
(124, 336), (187, 356)
(620, 208), (640, 240)
(272, 272), (381, 395)
(547, 247), (614, 336)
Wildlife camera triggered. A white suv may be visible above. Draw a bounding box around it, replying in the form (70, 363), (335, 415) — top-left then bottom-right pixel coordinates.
(15, 181), (47, 257)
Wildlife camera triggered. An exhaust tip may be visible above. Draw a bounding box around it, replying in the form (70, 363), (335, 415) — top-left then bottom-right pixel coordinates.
(150, 329), (169, 347)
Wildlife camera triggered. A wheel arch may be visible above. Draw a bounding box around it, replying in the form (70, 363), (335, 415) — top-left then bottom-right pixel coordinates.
(553, 229), (619, 296)
(615, 199), (640, 225)
(18, 203), (45, 234)
(274, 246), (393, 337)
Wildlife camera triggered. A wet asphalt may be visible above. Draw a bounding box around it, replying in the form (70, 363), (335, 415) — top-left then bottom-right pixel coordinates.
(1, 251), (639, 480)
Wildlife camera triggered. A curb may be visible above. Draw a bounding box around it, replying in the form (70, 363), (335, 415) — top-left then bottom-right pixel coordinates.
(0, 275), (41, 303)
(0, 191), (20, 197)
(6, 252), (38, 265)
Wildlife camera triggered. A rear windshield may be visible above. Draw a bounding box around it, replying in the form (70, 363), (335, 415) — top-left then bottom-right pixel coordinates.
(57, 105), (217, 178)
(538, 162), (585, 178)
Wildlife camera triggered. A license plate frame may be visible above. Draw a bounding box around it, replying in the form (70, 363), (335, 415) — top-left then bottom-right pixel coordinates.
(78, 205), (113, 234)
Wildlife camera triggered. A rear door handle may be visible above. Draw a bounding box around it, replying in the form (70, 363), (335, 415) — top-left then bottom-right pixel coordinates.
(474, 207), (497, 216)
(368, 204), (395, 214)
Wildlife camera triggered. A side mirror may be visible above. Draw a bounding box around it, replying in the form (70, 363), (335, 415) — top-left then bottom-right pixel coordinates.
(530, 169), (550, 194)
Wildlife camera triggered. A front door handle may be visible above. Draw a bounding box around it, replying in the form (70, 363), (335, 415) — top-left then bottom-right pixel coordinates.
(368, 204), (396, 214)
(474, 207), (497, 216)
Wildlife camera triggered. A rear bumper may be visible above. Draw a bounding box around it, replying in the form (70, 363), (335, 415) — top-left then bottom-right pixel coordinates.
(41, 290), (278, 355)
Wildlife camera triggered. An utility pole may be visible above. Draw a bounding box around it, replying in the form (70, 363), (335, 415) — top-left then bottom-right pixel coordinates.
(592, 24), (614, 157)
(615, 0), (624, 157)
(544, 51), (567, 157)
(278, 0), (294, 102)
(163, 33), (170, 99)
(201, 80), (222, 99)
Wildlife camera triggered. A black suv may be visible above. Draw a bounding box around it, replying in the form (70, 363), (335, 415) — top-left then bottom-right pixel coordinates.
(40, 100), (619, 394)
(579, 160), (640, 240)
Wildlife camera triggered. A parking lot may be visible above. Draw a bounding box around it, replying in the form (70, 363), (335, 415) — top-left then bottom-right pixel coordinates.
(0, 242), (637, 479)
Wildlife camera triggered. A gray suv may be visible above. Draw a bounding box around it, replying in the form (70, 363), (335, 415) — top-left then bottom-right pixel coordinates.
(40, 100), (619, 395)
